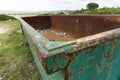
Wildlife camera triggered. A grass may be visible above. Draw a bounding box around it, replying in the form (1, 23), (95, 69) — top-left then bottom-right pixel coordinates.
(0, 20), (41, 80)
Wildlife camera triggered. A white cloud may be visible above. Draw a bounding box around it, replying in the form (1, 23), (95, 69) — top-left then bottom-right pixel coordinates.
(0, 0), (119, 11)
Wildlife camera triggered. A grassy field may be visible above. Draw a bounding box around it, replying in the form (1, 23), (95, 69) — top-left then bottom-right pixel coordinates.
(0, 20), (41, 80)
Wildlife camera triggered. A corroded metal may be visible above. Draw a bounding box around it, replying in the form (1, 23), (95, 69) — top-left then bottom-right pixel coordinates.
(19, 15), (120, 80)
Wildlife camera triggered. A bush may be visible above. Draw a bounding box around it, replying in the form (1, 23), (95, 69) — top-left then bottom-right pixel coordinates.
(0, 14), (16, 21)
(57, 12), (65, 14)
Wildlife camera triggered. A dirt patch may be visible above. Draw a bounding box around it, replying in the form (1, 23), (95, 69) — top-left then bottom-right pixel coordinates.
(0, 24), (9, 34)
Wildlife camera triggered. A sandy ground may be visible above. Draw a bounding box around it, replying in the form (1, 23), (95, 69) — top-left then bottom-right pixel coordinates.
(0, 24), (9, 34)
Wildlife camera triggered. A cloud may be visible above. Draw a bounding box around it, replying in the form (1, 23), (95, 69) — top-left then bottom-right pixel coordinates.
(0, 0), (119, 11)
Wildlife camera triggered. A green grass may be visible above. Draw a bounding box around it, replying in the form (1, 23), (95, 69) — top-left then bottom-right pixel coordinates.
(0, 20), (41, 80)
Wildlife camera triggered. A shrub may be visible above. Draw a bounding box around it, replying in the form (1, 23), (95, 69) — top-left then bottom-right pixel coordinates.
(0, 14), (16, 21)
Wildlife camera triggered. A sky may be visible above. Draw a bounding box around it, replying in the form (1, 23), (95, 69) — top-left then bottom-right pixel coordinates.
(0, 0), (120, 11)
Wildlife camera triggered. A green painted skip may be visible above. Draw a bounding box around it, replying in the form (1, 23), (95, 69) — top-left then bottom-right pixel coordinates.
(20, 18), (120, 80)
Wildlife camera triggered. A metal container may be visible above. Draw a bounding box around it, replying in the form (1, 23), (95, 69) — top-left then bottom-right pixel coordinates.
(19, 15), (120, 80)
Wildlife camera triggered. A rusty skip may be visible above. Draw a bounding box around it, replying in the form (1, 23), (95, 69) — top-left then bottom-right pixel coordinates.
(19, 15), (120, 80)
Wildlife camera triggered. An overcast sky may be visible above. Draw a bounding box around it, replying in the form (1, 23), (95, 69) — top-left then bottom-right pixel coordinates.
(0, 0), (119, 11)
